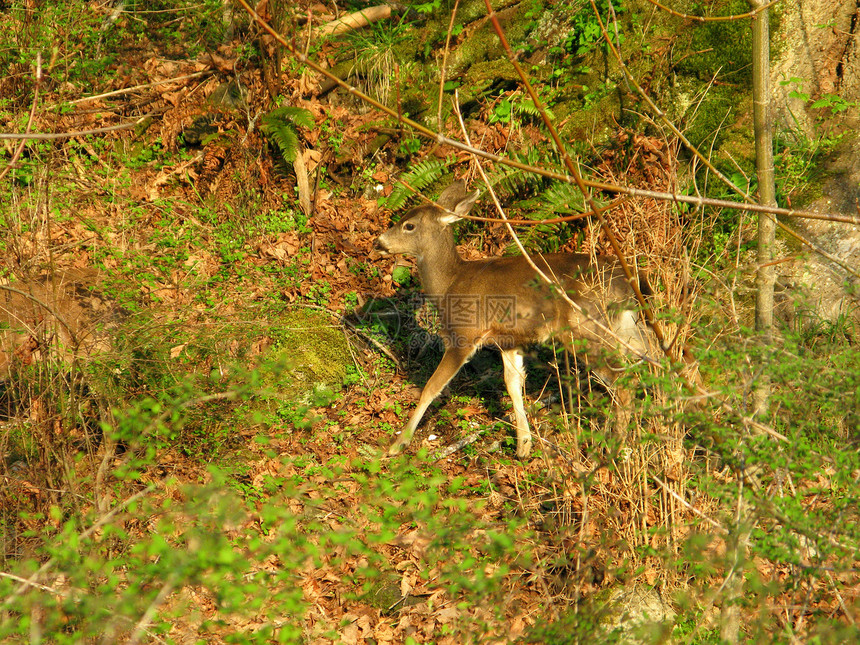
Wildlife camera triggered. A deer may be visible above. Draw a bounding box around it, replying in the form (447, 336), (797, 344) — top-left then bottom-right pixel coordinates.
(374, 181), (654, 459)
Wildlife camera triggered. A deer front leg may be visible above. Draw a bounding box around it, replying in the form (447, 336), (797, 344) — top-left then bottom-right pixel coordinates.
(501, 348), (532, 458)
(389, 345), (474, 455)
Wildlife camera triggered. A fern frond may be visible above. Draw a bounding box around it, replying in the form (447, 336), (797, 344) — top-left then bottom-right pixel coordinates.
(534, 181), (586, 217)
(382, 159), (449, 210)
(262, 120), (299, 163)
(261, 106), (314, 164)
(486, 148), (543, 198)
(515, 99), (555, 121)
(266, 106), (315, 130)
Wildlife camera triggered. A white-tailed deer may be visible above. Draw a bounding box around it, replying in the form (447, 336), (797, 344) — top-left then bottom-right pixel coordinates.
(375, 182), (653, 458)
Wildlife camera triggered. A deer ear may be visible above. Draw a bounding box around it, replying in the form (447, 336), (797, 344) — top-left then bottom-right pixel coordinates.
(438, 189), (479, 226)
(452, 190), (480, 217)
(436, 181), (467, 210)
(436, 182), (479, 226)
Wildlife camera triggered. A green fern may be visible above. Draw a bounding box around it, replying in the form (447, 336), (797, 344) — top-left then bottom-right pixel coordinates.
(532, 181), (587, 218)
(381, 159), (450, 210)
(516, 98), (554, 120)
(261, 106), (314, 164)
(483, 147), (593, 252)
(488, 147), (543, 197)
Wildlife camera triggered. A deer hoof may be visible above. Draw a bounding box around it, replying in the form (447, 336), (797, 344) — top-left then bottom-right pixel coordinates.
(388, 439), (408, 456)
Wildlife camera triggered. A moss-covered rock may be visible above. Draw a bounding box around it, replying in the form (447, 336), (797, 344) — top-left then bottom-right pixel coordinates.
(268, 309), (350, 401)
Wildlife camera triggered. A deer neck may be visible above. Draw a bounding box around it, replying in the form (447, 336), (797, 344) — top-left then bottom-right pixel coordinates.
(415, 236), (463, 297)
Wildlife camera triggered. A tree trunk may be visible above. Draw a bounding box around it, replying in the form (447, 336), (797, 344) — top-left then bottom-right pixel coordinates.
(752, 1), (777, 411)
(721, 3), (778, 642)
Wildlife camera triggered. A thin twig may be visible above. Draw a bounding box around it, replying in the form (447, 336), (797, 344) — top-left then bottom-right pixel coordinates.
(652, 474), (726, 533)
(0, 113), (158, 140)
(481, 0), (666, 349)
(0, 54), (42, 180)
(0, 284), (80, 348)
(454, 97), (661, 364)
(48, 71), (212, 107)
(0, 571), (60, 595)
(641, 0), (780, 22)
(3, 485), (156, 608)
(125, 573), (178, 645)
(586, 1), (860, 281)
(436, 0), (461, 129)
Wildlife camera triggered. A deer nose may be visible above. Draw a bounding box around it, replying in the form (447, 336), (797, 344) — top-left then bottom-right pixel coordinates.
(374, 238), (390, 254)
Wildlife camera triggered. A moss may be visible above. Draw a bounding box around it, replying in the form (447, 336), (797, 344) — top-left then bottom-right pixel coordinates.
(360, 572), (402, 611)
(443, 24), (506, 78)
(715, 95), (756, 161)
(425, 0), (535, 75)
(681, 85), (756, 173)
(675, 0), (781, 84)
(418, 0), (527, 50)
(463, 57), (521, 87)
(456, 57), (522, 103)
(269, 309), (350, 400)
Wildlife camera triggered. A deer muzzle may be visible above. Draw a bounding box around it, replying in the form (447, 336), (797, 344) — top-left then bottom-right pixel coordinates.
(374, 237), (391, 255)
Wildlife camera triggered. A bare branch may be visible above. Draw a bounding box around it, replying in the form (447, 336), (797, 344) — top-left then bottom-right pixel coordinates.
(0, 113), (159, 140)
(481, 0), (666, 348)
(0, 54), (42, 181)
(641, 0), (780, 22)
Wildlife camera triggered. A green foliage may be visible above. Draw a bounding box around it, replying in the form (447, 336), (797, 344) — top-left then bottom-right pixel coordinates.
(499, 94), (555, 124)
(0, 424), (528, 641)
(684, 84), (749, 152)
(564, 0), (626, 57)
(780, 79), (854, 120)
(774, 125), (842, 205)
(399, 135), (422, 156)
(380, 158), (450, 210)
(810, 93), (858, 114)
(2, 1), (859, 640)
(391, 265), (413, 285)
(411, 0), (443, 14)
(521, 608), (623, 643)
(772, 79), (850, 204)
(0, 0), (226, 97)
(671, 0), (780, 157)
(261, 106), (314, 164)
(341, 10), (414, 107)
(488, 146), (546, 197)
(484, 147), (588, 252)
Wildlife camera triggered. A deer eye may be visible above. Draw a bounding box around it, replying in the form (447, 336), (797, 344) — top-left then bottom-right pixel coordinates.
(403, 222), (416, 232)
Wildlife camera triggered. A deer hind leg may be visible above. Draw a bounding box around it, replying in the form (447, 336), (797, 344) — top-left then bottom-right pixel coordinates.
(389, 345), (475, 455)
(604, 308), (652, 436)
(573, 346), (632, 438)
(594, 364), (633, 436)
(501, 348), (532, 458)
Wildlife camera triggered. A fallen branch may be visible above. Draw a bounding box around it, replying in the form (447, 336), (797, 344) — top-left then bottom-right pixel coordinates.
(318, 5), (392, 37)
(48, 70), (212, 107)
(0, 113), (158, 140)
(434, 432), (481, 460)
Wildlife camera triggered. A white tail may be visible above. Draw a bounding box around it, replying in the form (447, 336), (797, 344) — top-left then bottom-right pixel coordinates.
(375, 182), (652, 458)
